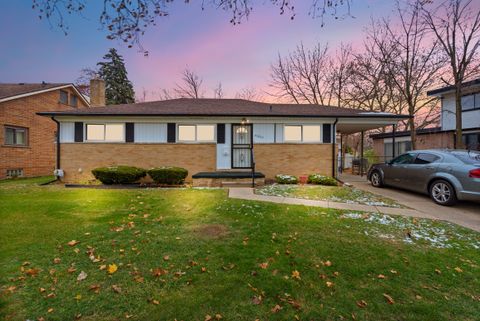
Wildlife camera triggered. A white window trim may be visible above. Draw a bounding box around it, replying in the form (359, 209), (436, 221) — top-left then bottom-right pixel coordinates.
(177, 124), (216, 143)
(85, 123), (125, 142)
(283, 124), (323, 143)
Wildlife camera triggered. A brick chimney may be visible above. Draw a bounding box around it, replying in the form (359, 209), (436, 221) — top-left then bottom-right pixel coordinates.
(90, 78), (106, 107)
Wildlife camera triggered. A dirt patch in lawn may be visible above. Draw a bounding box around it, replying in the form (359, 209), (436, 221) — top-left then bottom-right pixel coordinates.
(191, 224), (229, 239)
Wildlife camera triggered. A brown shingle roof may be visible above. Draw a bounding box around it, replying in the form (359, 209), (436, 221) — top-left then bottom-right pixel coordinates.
(37, 98), (408, 118)
(0, 83), (70, 100)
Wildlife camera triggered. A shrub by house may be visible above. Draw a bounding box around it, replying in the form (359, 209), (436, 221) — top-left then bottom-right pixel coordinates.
(92, 166), (146, 184)
(148, 167), (188, 185)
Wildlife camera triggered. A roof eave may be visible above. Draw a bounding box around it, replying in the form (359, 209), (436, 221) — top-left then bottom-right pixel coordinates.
(38, 111), (410, 119)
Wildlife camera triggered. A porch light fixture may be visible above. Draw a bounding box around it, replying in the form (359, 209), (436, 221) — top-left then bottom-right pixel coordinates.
(240, 117), (249, 125)
(236, 126), (248, 134)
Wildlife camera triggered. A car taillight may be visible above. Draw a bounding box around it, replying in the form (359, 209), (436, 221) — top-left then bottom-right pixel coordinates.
(469, 168), (480, 178)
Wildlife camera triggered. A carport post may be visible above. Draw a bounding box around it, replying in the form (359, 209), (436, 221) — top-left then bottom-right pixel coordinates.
(360, 131), (364, 177)
(339, 134), (343, 173)
(392, 124), (396, 159)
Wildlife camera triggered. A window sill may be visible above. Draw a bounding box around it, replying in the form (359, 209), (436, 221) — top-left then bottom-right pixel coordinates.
(1, 145), (30, 149)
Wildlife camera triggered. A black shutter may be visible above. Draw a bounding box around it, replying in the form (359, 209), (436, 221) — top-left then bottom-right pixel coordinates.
(323, 124), (332, 143)
(125, 123), (134, 142)
(217, 124), (225, 144)
(74, 122), (83, 142)
(167, 123), (176, 143)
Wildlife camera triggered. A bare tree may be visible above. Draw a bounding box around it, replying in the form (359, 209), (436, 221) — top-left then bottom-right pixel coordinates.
(423, 0), (480, 148)
(32, 0), (353, 55)
(346, 40), (405, 118)
(75, 67), (98, 96)
(270, 43), (333, 104)
(373, 1), (443, 149)
(328, 43), (354, 107)
(174, 68), (204, 99)
(235, 87), (264, 101)
(213, 82), (224, 99)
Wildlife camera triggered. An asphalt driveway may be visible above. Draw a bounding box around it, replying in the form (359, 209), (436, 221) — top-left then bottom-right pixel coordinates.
(339, 173), (480, 232)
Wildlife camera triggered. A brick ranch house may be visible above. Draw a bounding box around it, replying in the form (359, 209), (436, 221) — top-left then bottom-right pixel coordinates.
(38, 98), (408, 186)
(0, 83), (91, 179)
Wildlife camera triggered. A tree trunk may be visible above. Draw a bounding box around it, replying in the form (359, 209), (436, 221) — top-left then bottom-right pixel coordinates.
(409, 116), (416, 150)
(455, 86), (464, 149)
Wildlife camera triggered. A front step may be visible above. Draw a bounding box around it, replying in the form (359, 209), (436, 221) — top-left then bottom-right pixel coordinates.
(221, 181), (259, 187)
(192, 171), (265, 187)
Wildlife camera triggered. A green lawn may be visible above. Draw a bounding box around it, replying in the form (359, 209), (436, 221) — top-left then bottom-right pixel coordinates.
(1, 178), (479, 321)
(256, 184), (403, 208)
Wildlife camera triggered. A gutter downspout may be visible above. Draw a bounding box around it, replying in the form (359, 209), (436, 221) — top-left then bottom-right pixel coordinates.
(332, 118), (338, 178)
(51, 117), (61, 178)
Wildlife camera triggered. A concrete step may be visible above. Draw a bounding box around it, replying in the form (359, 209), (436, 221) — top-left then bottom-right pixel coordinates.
(221, 181), (256, 187)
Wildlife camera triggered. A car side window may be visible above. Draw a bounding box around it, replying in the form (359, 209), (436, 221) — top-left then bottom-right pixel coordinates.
(414, 153), (440, 165)
(391, 153), (416, 164)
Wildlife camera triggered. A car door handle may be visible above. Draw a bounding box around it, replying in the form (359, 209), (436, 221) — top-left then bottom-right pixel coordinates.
(425, 166), (434, 170)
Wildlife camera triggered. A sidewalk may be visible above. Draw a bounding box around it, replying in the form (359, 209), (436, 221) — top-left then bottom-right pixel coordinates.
(228, 187), (480, 232)
(229, 188), (433, 218)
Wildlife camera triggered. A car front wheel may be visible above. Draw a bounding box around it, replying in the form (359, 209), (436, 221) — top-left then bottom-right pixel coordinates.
(370, 170), (384, 188)
(429, 180), (457, 206)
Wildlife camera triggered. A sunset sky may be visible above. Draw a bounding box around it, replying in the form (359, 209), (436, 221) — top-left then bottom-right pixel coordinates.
(0, 1), (423, 100)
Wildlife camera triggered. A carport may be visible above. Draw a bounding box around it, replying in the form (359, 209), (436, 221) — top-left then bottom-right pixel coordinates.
(335, 114), (411, 177)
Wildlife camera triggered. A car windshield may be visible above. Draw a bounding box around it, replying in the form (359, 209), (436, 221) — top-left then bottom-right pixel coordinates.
(450, 151), (480, 164)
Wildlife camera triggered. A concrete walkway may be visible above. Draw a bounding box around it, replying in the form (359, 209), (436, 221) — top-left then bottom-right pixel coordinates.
(228, 186), (480, 232)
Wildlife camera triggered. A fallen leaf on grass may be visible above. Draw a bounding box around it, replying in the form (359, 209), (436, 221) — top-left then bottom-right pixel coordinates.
(152, 268), (168, 277)
(356, 300), (367, 308)
(435, 269), (441, 274)
(67, 266), (77, 274)
(324, 260), (332, 267)
(151, 299), (160, 305)
(47, 308), (54, 313)
(25, 268), (40, 277)
(89, 284), (101, 294)
(205, 315), (212, 321)
(53, 258), (61, 264)
(201, 267), (207, 273)
(215, 314), (222, 320)
(291, 270), (301, 280)
(67, 240), (80, 246)
(377, 274), (386, 279)
(77, 271), (87, 281)
(390, 270), (397, 274)
(271, 304), (282, 313)
(163, 255), (170, 261)
(383, 293), (395, 304)
(107, 264), (118, 274)
(252, 296), (263, 305)
(326, 281), (334, 288)
(415, 295), (422, 300)
(112, 284), (122, 293)
(74, 294), (82, 300)
(454, 267), (463, 273)
(259, 262), (269, 269)
(5, 286), (16, 293)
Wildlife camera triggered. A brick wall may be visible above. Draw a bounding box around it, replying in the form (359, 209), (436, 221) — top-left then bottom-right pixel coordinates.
(254, 144), (334, 179)
(60, 143), (217, 182)
(59, 142), (335, 183)
(0, 88), (88, 179)
(372, 132), (455, 158)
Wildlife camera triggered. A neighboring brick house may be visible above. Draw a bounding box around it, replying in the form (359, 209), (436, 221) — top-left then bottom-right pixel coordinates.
(0, 83), (90, 179)
(371, 77), (480, 160)
(38, 98), (408, 185)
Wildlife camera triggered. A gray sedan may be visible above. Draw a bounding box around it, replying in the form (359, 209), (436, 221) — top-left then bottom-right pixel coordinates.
(367, 150), (480, 206)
